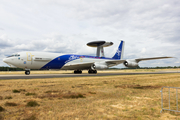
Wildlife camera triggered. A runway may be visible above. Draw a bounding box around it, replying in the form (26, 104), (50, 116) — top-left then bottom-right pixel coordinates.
(0, 71), (179, 80)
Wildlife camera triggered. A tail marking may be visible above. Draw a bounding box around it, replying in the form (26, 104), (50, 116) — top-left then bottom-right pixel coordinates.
(112, 41), (125, 60)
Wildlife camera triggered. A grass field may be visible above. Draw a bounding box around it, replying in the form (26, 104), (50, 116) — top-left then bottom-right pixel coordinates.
(0, 72), (180, 119)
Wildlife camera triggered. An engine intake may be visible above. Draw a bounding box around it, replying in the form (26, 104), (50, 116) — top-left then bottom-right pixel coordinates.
(91, 62), (108, 70)
(123, 60), (139, 67)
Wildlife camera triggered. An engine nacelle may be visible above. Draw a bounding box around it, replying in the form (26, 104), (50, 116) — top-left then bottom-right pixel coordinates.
(91, 62), (108, 70)
(123, 60), (139, 67)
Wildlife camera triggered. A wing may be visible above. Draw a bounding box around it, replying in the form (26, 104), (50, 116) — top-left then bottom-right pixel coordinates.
(135, 56), (173, 62)
(61, 62), (94, 70)
(105, 56), (173, 67)
(106, 60), (126, 67)
(61, 57), (173, 70)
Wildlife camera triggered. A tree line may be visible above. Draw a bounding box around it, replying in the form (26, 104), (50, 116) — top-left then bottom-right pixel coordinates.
(0, 67), (23, 71)
(0, 66), (180, 71)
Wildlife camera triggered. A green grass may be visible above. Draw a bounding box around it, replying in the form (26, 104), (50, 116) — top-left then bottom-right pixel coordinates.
(88, 91), (96, 94)
(5, 96), (12, 99)
(12, 89), (21, 93)
(25, 92), (36, 96)
(0, 106), (5, 112)
(26, 101), (39, 107)
(63, 93), (85, 99)
(5, 102), (18, 106)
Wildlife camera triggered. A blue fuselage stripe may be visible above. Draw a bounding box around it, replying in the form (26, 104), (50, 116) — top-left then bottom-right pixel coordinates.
(41, 54), (116, 69)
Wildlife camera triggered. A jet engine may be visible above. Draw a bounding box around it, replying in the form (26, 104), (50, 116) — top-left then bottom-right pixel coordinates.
(123, 60), (139, 67)
(91, 62), (108, 70)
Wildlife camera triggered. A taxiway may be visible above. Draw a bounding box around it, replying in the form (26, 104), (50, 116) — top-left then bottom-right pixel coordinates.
(0, 71), (179, 80)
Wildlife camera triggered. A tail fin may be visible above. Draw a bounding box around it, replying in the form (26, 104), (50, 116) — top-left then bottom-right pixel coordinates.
(112, 41), (125, 59)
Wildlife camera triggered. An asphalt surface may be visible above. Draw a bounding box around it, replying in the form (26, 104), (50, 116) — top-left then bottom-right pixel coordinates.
(0, 71), (179, 80)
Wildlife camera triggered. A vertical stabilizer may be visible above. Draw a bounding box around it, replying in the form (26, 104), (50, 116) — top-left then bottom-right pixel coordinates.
(112, 41), (125, 60)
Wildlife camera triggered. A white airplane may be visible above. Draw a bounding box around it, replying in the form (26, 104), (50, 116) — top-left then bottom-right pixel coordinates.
(3, 41), (173, 75)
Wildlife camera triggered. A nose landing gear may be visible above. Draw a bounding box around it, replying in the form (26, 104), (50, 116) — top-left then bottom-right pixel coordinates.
(25, 70), (30, 75)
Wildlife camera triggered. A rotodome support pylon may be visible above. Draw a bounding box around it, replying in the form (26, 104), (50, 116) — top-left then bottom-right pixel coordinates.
(87, 41), (113, 57)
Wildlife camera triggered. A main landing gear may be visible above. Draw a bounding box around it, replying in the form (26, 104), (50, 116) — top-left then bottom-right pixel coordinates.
(25, 70), (30, 75)
(74, 70), (82, 74)
(88, 69), (97, 74)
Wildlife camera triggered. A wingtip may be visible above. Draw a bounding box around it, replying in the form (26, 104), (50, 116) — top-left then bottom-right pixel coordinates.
(166, 56), (176, 58)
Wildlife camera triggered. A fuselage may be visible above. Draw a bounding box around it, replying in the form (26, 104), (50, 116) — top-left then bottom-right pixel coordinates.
(3, 51), (115, 70)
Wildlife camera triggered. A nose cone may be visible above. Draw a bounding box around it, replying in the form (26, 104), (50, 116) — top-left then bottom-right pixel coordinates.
(3, 58), (11, 64)
(3, 58), (17, 68)
(3, 58), (7, 63)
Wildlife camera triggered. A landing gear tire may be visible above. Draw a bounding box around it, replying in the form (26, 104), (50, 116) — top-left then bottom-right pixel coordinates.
(88, 69), (97, 74)
(74, 70), (82, 74)
(25, 70), (30, 75)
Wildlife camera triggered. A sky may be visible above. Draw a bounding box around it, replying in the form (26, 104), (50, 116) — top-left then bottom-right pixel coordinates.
(0, 0), (179, 68)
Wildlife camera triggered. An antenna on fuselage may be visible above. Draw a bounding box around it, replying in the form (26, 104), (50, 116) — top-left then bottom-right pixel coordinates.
(87, 41), (113, 57)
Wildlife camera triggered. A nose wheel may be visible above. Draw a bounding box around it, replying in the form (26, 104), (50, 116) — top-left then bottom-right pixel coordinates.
(25, 70), (30, 75)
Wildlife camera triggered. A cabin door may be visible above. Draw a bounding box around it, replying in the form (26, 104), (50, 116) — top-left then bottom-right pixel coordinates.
(26, 52), (33, 65)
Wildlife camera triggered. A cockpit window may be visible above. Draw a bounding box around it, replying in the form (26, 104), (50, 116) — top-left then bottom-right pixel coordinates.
(7, 55), (14, 58)
(7, 54), (20, 58)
